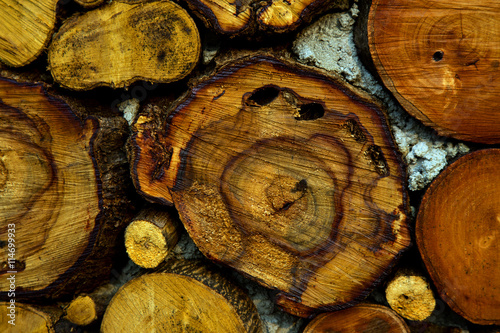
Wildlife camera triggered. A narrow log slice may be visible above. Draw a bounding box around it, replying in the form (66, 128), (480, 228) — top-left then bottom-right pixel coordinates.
(48, 0), (200, 90)
(124, 206), (180, 268)
(0, 302), (62, 332)
(75, 0), (105, 8)
(368, 0), (500, 143)
(303, 304), (410, 333)
(0, 78), (133, 299)
(101, 260), (262, 333)
(130, 56), (411, 316)
(385, 268), (436, 321)
(416, 149), (500, 325)
(182, 0), (348, 35)
(0, 0), (58, 67)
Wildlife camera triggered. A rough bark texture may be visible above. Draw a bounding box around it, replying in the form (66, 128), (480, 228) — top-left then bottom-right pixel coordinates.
(367, 0), (500, 143)
(0, 0), (58, 67)
(129, 55), (411, 317)
(303, 303), (410, 333)
(101, 259), (263, 333)
(182, 0), (349, 36)
(0, 78), (134, 300)
(48, 0), (201, 90)
(416, 149), (500, 325)
(124, 206), (180, 268)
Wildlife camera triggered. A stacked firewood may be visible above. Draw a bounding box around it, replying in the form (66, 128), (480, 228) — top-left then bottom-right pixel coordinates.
(0, 0), (498, 332)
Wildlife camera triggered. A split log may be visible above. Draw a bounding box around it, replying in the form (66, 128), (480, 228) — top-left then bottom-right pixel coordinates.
(129, 56), (411, 316)
(0, 302), (63, 332)
(416, 149), (500, 325)
(303, 304), (410, 333)
(0, 78), (134, 299)
(385, 268), (436, 321)
(48, 0), (200, 90)
(124, 206), (180, 268)
(64, 283), (117, 326)
(0, 0), (58, 67)
(182, 0), (348, 35)
(101, 259), (263, 332)
(367, 0), (500, 144)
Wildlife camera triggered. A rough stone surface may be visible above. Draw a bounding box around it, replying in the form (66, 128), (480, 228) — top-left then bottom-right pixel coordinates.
(292, 1), (470, 190)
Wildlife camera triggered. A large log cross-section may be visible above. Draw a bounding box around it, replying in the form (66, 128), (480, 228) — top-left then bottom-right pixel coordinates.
(130, 56), (411, 316)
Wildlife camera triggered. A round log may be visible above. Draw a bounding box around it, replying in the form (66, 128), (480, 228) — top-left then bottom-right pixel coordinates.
(0, 0), (58, 67)
(48, 0), (200, 90)
(182, 0), (348, 35)
(0, 78), (134, 299)
(129, 56), (411, 316)
(416, 149), (500, 325)
(0, 302), (62, 332)
(124, 206), (180, 268)
(101, 260), (263, 333)
(303, 304), (410, 333)
(385, 268), (436, 321)
(367, 0), (500, 143)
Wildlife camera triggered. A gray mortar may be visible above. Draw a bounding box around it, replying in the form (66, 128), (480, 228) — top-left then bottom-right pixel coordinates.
(292, 1), (469, 191)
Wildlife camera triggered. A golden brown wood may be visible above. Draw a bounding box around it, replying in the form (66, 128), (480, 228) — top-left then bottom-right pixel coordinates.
(130, 56), (411, 316)
(101, 260), (263, 333)
(48, 0), (200, 90)
(125, 206), (180, 268)
(0, 78), (134, 299)
(416, 149), (500, 325)
(182, 0), (348, 35)
(385, 268), (436, 321)
(0, 0), (58, 67)
(303, 304), (410, 333)
(368, 0), (500, 144)
(0, 302), (63, 332)
(74, 0), (105, 8)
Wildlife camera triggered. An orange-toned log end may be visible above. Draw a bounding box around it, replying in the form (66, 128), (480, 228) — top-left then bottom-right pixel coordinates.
(416, 149), (500, 325)
(0, 78), (132, 299)
(130, 56), (411, 315)
(368, 0), (500, 144)
(303, 304), (410, 333)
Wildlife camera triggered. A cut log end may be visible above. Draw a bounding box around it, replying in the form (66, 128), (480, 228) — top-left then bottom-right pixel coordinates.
(385, 269), (436, 321)
(48, 0), (200, 90)
(303, 304), (410, 333)
(130, 56), (411, 315)
(124, 208), (179, 268)
(368, 0), (500, 143)
(416, 149), (500, 325)
(65, 296), (97, 326)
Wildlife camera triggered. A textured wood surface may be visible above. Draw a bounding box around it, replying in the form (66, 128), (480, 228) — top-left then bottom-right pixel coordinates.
(0, 78), (133, 299)
(416, 149), (500, 325)
(303, 304), (409, 333)
(101, 260), (262, 333)
(0, 0), (58, 67)
(368, 0), (500, 143)
(130, 56), (411, 316)
(48, 0), (200, 90)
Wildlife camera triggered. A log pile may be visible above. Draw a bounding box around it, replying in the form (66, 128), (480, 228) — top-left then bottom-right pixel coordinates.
(0, 0), (499, 332)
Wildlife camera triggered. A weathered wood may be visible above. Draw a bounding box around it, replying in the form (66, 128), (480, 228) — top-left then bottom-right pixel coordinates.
(303, 304), (410, 333)
(367, 0), (500, 143)
(129, 55), (411, 316)
(64, 283), (117, 326)
(0, 302), (63, 332)
(125, 206), (180, 268)
(74, 0), (105, 8)
(182, 0), (348, 36)
(416, 149), (500, 325)
(0, 0), (58, 67)
(385, 268), (436, 321)
(48, 0), (200, 90)
(101, 260), (263, 333)
(0, 78), (134, 299)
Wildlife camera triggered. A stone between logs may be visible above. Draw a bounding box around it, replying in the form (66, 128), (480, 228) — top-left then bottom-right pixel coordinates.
(129, 55), (411, 317)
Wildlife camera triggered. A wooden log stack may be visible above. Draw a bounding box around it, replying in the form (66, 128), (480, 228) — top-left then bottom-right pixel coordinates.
(0, 0), (499, 332)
